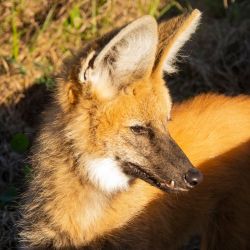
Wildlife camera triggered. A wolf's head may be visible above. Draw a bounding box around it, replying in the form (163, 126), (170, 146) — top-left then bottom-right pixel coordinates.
(58, 10), (203, 194)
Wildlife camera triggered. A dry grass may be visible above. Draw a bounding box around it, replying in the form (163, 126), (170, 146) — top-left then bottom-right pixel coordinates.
(0, 0), (249, 249)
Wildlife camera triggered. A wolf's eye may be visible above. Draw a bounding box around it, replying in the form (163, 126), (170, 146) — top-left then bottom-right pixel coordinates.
(130, 125), (148, 135)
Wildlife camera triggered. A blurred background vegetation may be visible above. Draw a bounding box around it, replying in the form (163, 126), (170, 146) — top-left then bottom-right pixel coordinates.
(0, 0), (250, 249)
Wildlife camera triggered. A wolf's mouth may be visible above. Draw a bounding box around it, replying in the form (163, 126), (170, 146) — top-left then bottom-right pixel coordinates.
(123, 162), (189, 192)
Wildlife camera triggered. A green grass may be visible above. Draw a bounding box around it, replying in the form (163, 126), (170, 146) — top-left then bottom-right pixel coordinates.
(11, 10), (20, 60)
(68, 5), (82, 29)
(10, 132), (30, 154)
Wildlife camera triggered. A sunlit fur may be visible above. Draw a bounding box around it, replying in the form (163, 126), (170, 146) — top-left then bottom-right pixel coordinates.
(20, 10), (250, 250)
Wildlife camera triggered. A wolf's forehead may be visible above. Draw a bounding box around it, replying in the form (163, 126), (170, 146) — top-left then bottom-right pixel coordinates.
(127, 87), (171, 121)
(142, 95), (170, 120)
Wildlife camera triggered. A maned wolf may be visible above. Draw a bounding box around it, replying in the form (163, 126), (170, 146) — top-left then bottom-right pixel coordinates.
(20, 9), (250, 250)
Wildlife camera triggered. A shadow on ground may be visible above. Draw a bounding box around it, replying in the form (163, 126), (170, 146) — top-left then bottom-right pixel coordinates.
(0, 83), (51, 249)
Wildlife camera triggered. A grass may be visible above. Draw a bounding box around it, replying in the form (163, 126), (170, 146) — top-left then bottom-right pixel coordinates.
(1, 1), (180, 104)
(11, 10), (20, 60)
(0, 0), (249, 249)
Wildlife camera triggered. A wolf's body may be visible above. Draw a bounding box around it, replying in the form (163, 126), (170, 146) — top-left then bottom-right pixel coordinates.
(20, 10), (250, 250)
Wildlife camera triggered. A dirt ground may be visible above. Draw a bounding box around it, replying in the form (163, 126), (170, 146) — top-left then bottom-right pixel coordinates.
(0, 0), (250, 249)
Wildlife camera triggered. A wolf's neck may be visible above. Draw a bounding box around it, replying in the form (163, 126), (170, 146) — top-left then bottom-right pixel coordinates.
(43, 156), (161, 247)
(43, 158), (111, 243)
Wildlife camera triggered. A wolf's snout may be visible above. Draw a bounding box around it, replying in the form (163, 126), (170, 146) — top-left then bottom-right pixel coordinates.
(184, 168), (203, 188)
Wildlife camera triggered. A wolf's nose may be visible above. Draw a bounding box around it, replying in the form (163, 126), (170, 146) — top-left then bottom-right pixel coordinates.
(184, 168), (203, 187)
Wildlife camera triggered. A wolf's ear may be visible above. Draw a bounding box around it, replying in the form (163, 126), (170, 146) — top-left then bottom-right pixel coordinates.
(79, 16), (158, 100)
(152, 9), (201, 76)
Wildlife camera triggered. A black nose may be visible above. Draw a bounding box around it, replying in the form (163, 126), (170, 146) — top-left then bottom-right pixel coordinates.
(184, 168), (203, 187)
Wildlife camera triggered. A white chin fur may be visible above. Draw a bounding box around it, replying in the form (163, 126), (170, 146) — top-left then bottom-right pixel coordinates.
(85, 157), (130, 194)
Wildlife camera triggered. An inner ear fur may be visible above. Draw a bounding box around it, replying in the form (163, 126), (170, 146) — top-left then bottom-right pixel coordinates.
(152, 9), (201, 77)
(78, 15), (158, 100)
